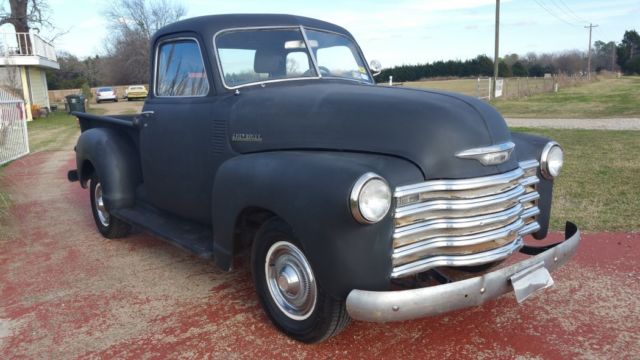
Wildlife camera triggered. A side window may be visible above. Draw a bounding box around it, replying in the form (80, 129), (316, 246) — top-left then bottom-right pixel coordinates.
(286, 51), (311, 76)
(156, 39), (209, 97)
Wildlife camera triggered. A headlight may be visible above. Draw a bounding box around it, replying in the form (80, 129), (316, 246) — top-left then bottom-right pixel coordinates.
(541, 141), (564, 179)
(350, 173), (392, 224)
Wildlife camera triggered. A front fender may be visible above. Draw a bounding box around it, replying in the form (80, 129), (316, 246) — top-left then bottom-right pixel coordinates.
(75, 127), (142, 210)
(211, 151), (422, 299)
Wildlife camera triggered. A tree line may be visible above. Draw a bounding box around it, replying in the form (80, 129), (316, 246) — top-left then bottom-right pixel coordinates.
(377, 30), (640, 83)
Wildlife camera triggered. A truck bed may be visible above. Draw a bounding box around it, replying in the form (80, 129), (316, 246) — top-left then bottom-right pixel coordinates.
(72, 111), (141, 131)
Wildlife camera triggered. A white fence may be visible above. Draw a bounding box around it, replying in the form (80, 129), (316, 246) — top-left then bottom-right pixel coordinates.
(476, 77), (492, 100)
(0, 90), (28, 166)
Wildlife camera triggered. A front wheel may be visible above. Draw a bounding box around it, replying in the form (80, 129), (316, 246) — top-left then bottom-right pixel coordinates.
(89, 174), (130, 238)
(251, 218), (350, 343)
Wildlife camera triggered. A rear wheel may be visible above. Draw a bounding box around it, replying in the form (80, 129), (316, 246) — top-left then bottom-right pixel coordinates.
(251, 218), (350, 343)
(89, 174), (130, 238)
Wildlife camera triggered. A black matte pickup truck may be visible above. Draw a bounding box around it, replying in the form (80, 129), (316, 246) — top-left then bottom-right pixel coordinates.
(68, 14), (581, 343)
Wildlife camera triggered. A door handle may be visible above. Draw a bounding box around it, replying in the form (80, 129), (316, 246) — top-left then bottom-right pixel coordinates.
(141, 110), (155, 118)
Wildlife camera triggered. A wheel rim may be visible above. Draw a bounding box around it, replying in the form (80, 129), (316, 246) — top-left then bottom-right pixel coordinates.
(94, 182), (110, 227)
(265, 241), (317, 320)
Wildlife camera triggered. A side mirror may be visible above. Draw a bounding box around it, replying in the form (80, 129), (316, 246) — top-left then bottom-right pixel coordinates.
(369, 59), (382, 76)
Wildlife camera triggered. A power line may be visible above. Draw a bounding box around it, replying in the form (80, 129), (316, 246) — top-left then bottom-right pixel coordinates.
(555, 0), (589, 24)
(533, 0), (581, 27)
(549, 0), (585, 24)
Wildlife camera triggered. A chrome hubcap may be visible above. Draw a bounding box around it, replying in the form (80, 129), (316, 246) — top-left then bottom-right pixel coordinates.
(265, 241), (317, 320)
(277, 265), (301, 296)
(94, 182), (110, 227)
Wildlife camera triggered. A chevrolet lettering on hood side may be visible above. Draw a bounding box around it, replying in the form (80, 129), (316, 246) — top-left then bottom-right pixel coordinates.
(67, 14), (580, 343)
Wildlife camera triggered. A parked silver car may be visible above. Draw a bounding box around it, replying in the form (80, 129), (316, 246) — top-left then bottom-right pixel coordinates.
(96, 87), (118, 103)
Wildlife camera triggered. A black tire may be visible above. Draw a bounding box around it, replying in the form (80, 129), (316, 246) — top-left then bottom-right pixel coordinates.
(251, 218), (350, 343)
(89, 174), (131, 239)
(96, 100), (101, 104)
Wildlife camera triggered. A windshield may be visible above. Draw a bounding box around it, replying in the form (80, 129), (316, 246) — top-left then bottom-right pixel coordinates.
(214, 27), (371, 88)
(98, 87), (112, 92)
(304, 29), (371, 83)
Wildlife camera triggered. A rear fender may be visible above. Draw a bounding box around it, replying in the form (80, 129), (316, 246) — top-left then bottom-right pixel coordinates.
(75, 127), (142, 210)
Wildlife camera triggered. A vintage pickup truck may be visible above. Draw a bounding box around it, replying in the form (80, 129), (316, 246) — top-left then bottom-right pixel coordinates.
(68, 14), (581, 343)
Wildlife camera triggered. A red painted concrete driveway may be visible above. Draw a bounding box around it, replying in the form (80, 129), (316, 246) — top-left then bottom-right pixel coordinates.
(1, 149), (639, 359)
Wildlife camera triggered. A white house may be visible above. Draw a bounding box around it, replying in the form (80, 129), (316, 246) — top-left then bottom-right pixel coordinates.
(0, 31), (59, 120)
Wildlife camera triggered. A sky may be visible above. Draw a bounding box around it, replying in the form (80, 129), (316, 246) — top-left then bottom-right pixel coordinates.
(11, 0), (640, 67)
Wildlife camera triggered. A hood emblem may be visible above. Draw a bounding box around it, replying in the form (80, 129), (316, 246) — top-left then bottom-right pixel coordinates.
(456, 142), (515, 166)
(232, 133), (263, 142)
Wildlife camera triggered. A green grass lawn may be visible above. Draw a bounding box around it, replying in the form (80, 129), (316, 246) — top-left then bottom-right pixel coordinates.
(26, 111), (81, 153)
(401, 78), (480, 96)
(0, 167), (9, 227)
(514, 128), (640, 232)
(493, 77), (640, 118)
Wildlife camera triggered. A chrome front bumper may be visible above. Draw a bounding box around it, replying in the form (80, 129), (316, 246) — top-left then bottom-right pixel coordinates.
(346, 223), (580, 322)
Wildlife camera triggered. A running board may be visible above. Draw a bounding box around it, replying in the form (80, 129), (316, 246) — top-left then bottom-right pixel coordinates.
(111, 204), (214, 259)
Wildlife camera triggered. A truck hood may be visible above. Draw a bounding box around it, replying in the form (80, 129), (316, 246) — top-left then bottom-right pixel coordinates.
(227, 81), (518, 180)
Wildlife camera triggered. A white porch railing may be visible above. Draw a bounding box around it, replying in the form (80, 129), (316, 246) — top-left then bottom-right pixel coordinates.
(0, 32), (57, 62)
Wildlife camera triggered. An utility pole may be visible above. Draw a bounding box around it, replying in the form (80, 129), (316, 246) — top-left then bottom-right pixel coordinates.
(492, 0), (500, 99)
(585, 23), (598, 80)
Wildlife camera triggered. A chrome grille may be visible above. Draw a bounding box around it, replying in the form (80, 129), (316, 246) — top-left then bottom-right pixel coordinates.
(391, 160), (541, 278)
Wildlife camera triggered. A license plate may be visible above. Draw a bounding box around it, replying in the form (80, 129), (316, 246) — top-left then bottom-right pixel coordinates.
(510, 261), (554, 303)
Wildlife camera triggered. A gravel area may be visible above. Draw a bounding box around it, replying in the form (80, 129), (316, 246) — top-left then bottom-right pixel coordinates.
(505, 117), (640, 130)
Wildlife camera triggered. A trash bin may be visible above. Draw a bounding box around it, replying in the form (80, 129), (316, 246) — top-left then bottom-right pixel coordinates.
(65, 94), (86, 113)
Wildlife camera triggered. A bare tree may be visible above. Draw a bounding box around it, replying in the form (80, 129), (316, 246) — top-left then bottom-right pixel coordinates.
(0, 0), (51, 54)
(102, 0), (185, 85)
(0, 0), (51, 33)
(106, 0), (185, 40)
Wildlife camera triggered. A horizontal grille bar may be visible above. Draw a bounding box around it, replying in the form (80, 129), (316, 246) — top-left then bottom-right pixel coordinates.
(391, 237), (524, 279)
(391, 161), (541, 278)
(395, 168), (524, 199)
(394, 203), (524, 248)
(395, 184), (526, 227)
(393, 219), (524, 264)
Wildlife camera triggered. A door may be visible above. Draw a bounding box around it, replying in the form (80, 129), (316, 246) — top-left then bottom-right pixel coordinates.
(139, 36), (216, 224)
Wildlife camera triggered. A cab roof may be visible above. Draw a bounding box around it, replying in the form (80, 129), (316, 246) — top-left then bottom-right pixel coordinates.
(153, 14), (352, 43)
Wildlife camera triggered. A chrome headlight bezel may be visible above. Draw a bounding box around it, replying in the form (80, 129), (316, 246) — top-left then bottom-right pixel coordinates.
(540, 141), (564, 179)
(350, 172), (392, 224)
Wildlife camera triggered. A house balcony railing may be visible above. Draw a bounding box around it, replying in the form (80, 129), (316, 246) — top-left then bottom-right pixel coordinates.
(0, 32), (57, 63)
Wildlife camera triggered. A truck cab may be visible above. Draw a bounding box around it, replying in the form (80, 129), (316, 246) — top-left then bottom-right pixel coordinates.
(69, 14), (580, 343)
